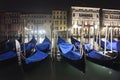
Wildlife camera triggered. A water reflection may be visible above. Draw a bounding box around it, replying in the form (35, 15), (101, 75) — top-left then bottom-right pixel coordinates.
(85, 60), (120, 80)
(0, 57), (120, 80)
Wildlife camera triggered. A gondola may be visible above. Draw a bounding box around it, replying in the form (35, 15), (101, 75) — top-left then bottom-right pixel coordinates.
(107, 37), (120, 52)
(94, 37), (118, 51)
(0, 39), (8, 52)
(0, 51), (17, 66)
(24, 36), (51, 64)
(22, 50), (49, 72)
(21, 36), (37, 57)
(57, 36), (85, 72)
(36, 36), (51, 52)
(0, 40), (21, 67)
(0, 39), (16, 54)
(71, 36), (120, 70)
(0, 40), (17, 61)
(107, 37), (117, 42)
(24, 50), (49, 64)
(22, 37), (50, 71)
(71, 36), (93, 52)
(0, 36), (50, 70)
(0, 36), (37, 62)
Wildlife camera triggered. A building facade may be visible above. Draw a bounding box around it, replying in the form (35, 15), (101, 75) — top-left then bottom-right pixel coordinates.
(71, 6), (100, 38)
(20, 13), (52, 42)
(101, 9), (120, 37)
(52, 10), (67, 38)
(0, 7), (120, 42)
(0, 11), (21, 41)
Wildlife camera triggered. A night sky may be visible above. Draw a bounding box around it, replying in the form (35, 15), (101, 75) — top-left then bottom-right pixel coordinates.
(0, 0), (120, 12)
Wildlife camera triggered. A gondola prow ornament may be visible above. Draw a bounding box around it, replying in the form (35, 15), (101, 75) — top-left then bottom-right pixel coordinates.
(15, 40), (22, 66)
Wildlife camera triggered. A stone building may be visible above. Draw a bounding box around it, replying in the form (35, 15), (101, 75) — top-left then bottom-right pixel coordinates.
(0, 11), (21, 41)
(71, 6), (100, 38)
(20, 13), (52, 43)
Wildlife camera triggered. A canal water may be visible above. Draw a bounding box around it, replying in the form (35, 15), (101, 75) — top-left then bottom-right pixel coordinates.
(0, 57), (120, 80)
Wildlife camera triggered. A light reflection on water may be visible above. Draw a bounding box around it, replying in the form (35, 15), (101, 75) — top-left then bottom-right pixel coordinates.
(85, 60), (120, 80)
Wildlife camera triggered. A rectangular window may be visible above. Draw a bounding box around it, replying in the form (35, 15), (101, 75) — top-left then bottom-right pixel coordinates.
(104, 15), (108, 18)
(64, 21), (66, 25)
(64, 16), (66, 19)
(73, 28), (75, 34)
(60, 27), (62, 30)
(73, 13), (75, 17)
(64, 27), (66, 30)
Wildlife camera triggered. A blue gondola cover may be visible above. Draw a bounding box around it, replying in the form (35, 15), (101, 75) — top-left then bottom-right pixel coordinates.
(25, 51), (48, 64)
(21, 36), (37, 52)
(58, 37), (83, 61)
(86, 50), (112, 60)
(36, 36), (51, 52)
(94, 38), (118, 51)
(0, 51), (16, 61)
(71, 36), (93, 51)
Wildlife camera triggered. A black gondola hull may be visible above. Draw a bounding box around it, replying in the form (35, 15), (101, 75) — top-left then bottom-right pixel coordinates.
(22, 56), (50, 72)
(86, 54), (120, 71)
(61, 54), (85, 73)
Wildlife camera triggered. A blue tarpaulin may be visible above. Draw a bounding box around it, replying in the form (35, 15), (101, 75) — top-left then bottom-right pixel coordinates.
(36, 36), (51, 52)
(94, 38), (118, 51)
(71, 36), (93, 51)
(86, 50), (113, 60)
(21, 36), (37, 52)
(25, 51), (48, 64)
(0, 51), (16, 61)
(58, 37), (83, 61)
